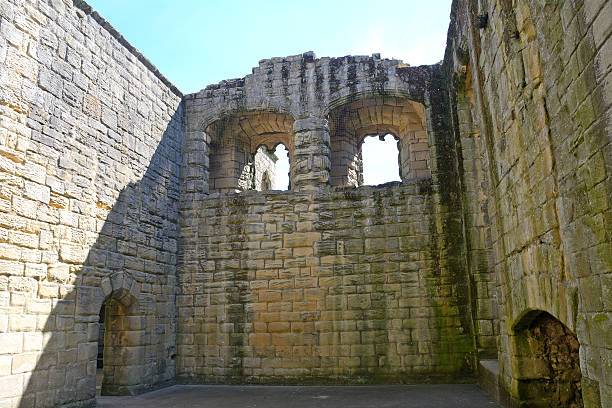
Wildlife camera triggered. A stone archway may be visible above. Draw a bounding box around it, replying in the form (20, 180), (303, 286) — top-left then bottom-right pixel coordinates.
(327, 96), (430, 187)
(98, 288), (145, 396)
(512, 310), (583, 407)
(206, 111), (295, 193)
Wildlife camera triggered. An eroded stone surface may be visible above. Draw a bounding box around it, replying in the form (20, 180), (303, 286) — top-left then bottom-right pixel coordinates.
(0, 0), (610, 407)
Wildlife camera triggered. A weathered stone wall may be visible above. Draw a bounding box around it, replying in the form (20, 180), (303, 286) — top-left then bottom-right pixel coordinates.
(182, 54), (439, 198)
(179, 51), (475, 385)
(445, 0), (611, 406)
(177, 182), (474, 384)
(1, 0), (608, 406)
(0, 1), (182, 406)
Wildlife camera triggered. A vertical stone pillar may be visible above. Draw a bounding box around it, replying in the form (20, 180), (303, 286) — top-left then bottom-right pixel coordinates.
(181, 131), (210, 200)
(292, 117), (331, 192)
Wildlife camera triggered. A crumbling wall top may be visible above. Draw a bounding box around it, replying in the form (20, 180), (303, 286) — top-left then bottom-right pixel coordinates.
(184, 52), (438, 132)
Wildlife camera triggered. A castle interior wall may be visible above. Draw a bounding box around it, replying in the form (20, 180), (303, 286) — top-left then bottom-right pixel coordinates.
(0, 0), (609, 407)
(445, 0), (611, 406)
(0, 0), (182, 406)
(177, 183), (474, 384)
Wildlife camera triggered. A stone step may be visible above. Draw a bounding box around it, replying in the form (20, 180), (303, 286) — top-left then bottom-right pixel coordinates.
(478, 360), (500, 404)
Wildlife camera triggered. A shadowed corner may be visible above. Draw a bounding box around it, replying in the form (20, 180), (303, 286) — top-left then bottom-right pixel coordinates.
(18, 106), (183, 407)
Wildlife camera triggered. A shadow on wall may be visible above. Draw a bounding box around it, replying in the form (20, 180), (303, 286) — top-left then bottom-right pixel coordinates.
(18, 107), (182, 407)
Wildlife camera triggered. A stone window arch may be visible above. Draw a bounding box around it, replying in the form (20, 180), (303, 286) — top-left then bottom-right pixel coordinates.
(328, 96), (430, 187)
(206, 111), (294, 193)
(260, 170), (272, 190)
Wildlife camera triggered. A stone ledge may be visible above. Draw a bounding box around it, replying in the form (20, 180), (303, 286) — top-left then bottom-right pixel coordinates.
(478, 360), (516, 408)
(176, 373), (478, 386)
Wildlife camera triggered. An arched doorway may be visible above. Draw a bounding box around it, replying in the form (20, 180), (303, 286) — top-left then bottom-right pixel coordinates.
(513, 311), (583, 407)
(96, 303), (105, 395)
(97, 289), (144, 396)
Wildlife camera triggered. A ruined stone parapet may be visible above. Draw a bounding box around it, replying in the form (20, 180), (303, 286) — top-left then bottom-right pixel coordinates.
(183, 53), (438, 194)
(184, 52), (435, 132)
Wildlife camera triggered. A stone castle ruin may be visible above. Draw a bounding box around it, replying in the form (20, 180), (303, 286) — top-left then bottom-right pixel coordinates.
(0, 0), (610, 407)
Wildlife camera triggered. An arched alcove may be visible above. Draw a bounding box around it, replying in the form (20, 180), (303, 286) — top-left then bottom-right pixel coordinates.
(328, 96), (430, 187)
(512, 310), (583, 407)
(206, 111), (294, 193)
(98, 289), (145, 396)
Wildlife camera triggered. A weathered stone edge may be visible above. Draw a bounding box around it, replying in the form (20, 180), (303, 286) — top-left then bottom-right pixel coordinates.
(72, 0), (183, 97)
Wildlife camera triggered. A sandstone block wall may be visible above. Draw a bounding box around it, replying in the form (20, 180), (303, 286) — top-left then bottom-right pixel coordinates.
(446, 0), (611, 406)
(179, 52), (477, 385)
(0, 1), (182, 406)
(0, 0), (609, 406)
(177, 183), (474, 384)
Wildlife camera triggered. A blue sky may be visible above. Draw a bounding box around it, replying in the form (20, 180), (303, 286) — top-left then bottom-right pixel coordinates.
(87, 0), (452, 94)
(87, 0), (452, 185)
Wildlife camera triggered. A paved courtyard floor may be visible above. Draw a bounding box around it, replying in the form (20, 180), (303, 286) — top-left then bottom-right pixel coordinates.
(97, 384), (501, 407)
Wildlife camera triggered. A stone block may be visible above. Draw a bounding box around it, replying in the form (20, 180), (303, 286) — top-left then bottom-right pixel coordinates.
(259, 290), (281, 303)
(9, 314), (36, 332)
(116, 365), (143, 386)
(284, 232), (321, 248)
(347, 294), (371, 310)
(23, 181), (50, 204)
(11, 196), (37, 219)
(38, 281), (58, 298)
(47, 263), (69, 283)
(0, 356), (10, 376)
(0, 333), (23, 354)
(22, 332), (43, 352)
(250, 333), (270, 346)
(0, 260), (24, 276)
(11, 352), (37, 373)
(25, 263), (46, 279)
(268, 322), (290, 333)
(271, 333), (297, 346)
(59, 243), (88, 264)
(77, 342), (97, 362)
(0, 374), (23, 398)
(8, 277), (36, 293)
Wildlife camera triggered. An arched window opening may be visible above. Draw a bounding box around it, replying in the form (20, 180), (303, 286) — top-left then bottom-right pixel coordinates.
(206, 111), (294, 193)
(513, 311), (582, 407)
(252, 143), (290, 191)
(361, 134), (401, 185)
(329, 96), (431, 187)
(273, 144), (290, 190)
(253, 146), (277, 191)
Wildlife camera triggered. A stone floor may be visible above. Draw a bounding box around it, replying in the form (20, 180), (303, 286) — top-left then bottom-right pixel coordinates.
(97, 384), (501, 407)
